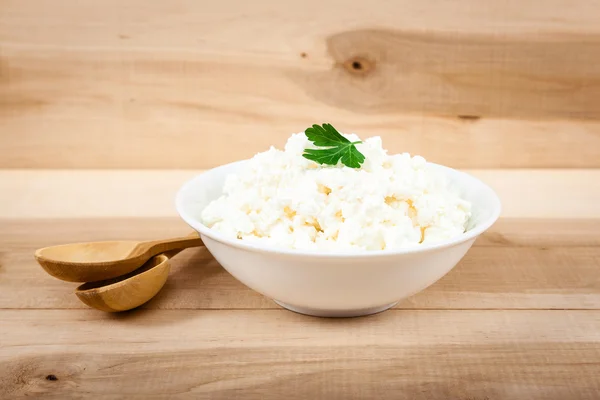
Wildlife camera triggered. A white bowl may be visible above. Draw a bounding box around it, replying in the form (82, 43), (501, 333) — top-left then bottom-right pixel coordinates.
(176, 160), (501, 317)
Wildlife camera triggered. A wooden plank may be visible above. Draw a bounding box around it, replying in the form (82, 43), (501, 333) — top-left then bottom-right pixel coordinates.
(1, 218), (599, 310)
(2, 46), (600, 169)
(4, 217), (599, 249)
(1, 169), (599, 219)
(2, 309), (600, 399)
(475, 218), (600, 247)
(3, 0), (600, 49)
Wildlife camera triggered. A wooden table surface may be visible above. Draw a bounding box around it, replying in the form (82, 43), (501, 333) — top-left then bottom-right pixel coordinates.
(2, 1), (600, 399)
(2, 171), (599, 399)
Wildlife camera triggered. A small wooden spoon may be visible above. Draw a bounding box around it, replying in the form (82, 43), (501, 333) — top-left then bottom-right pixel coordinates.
(35, 232), (203, 282)
(75, 249), (180, 312)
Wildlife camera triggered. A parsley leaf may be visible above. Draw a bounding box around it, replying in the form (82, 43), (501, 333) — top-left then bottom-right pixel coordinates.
(302, 123), (365, 168)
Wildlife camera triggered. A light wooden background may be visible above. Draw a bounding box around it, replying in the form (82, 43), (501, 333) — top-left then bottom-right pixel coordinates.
(2, 0), (600, 169)
(1, 1), (600, 399)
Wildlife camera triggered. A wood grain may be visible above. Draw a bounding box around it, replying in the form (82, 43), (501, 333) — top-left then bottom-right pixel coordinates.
(2, 309), (600, 399)
(2, 218), (599, 311)
(2, 1), (600, 168)
(318, 29), (600, 119)
(2, 169), (599, 219)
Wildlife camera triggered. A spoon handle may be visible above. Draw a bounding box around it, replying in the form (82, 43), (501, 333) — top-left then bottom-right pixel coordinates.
(134, 232), (204, 258)
(162, 248), (185, 259)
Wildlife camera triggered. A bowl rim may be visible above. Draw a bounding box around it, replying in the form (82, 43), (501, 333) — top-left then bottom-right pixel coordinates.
(175, 160), (502, 258)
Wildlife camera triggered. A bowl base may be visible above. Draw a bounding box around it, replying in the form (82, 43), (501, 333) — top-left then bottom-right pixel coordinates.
(273, 300), (398, 318)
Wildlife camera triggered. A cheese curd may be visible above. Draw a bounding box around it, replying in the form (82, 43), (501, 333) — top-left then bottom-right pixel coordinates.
(201, 132), (471, 251)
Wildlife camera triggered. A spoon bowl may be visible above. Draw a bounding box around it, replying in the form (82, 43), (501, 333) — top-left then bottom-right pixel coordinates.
(75, 251), (176, 312)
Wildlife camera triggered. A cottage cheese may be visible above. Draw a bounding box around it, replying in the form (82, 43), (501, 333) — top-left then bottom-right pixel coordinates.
(201, 132), (471, 251)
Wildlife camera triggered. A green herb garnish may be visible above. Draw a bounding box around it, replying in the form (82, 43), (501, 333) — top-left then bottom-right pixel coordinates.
(302, 123), (365, 168)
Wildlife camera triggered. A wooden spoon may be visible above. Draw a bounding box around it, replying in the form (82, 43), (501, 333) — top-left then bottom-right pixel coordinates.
(75, 249), (180, 312)
(35, 232), (203, 282)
